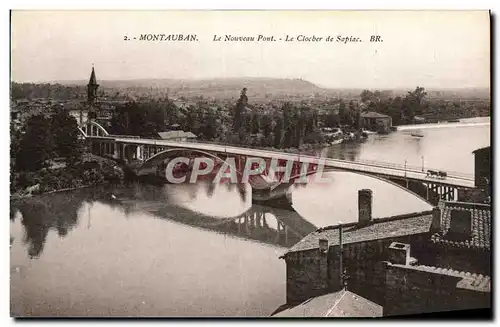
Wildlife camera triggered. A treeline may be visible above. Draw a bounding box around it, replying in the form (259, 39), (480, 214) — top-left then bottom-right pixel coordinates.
(11, 109), (83, 172)
(109, 99), (222, 140)
(10, 110), (122, 195)
(11, 82), (87, 100)
(228, 88), (324, 148)
(358, 87), (427, 125)
(108, 88), (327, 149)
(358, 87), (490, 124)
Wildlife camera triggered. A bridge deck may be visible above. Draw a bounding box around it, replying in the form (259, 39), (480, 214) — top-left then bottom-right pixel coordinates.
(99, 137), (475, 189)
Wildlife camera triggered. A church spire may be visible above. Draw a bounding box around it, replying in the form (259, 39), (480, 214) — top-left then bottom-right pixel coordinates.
(89, 65), (97, 86)
(87, 65), (99, 106)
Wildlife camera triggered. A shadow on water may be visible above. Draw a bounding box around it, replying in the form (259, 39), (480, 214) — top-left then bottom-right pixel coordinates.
(105, 181), (316, 249)
(10, 180), (318, 259)
(10, 190), (89, 259)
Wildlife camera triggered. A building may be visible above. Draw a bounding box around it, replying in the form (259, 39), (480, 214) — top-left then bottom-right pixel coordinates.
(473, 146), (490, 189)
(157, 131), (197, 142)
(67, 102), (89, 126)
(413, 115), (427, 124)
(279, 189), (491, 316)
(457, 146), (491, 204)
(429, 201), (491, 274)
(359, 111), (392, 133)
(272, 289), (382, 317)
(384, 245), (490, 316)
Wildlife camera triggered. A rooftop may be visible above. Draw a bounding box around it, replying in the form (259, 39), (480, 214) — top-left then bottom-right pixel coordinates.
(430, 201), (491, 251)
(472, 146), (490, 155)
(391, 263), (491, 293)
(285, 210), (433, 255)
(360, 111), (391, 119)
(157, 130), (197, 140)
(272, 289), (382, 317)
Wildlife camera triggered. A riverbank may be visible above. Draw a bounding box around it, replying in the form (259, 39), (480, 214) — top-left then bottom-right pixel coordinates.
(10, 153), (125, 198)
(397, 119), (490, 131)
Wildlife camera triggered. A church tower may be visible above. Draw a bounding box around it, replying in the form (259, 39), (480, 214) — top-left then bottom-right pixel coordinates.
(87, 65), (99, 120)
(87, 65), (99, 105)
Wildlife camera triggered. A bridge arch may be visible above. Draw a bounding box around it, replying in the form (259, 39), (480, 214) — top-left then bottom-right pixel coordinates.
(140, 148), (228, 170)
(78, 121), (110, 138)
(208, 205), (311, 241)
(283, 167), (434, 207)
(351, 171), (433, 206)
(77, 126), (87, 138)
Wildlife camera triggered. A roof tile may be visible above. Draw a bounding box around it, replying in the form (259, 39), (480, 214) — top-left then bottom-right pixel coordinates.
(286, 211), (433, 254)
(431, 202), (491, 250)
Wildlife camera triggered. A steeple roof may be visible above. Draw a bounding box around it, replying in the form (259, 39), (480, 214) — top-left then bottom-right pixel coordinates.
(88, 66), (97, 86)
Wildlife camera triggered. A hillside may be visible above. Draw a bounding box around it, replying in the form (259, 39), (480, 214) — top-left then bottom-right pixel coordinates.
(53, 77), (328, 100)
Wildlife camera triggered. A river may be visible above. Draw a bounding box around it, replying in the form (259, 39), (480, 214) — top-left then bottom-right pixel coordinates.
(10, 117), (490, 317)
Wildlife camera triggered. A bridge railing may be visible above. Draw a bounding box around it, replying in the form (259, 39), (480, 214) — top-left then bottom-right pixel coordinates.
(181, 140), (475, 181)
(345, 158), (474, 180)
(88, 137), (475, 181)
(107, 134), (141, 139)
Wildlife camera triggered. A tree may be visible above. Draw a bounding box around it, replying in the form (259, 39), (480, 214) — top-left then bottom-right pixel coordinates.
(51, 110), (83, 164)
(360, 90), (374, 103)
(233, 88), (248, 132)
(16, 114), (54, 172)
(282, 102), (294, 148)
(164, 98), (180, 125)
(250, 112), (261, 134)
(273, 116), (283, 148)
(199, 107), (220, 140)
(261, 114), (273, 139)
(240, 112), (252, 140)
(10, 121), (21, 160)
(293, 108), (306, 148)
(403, 86), (427, 121)
(339, 100), (348, 125)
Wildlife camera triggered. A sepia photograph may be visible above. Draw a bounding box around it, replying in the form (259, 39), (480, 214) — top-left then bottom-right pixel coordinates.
(9, 10), (491, 318)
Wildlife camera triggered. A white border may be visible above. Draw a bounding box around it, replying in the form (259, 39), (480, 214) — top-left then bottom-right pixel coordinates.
(2, 1), (497, 327)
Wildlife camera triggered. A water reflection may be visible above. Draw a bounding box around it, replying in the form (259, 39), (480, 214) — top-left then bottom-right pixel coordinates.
(11, 164), (441, 260)
(11, 191), (85, 259)
(319, 142), (361, 161)
(104, 181), (315, 248)
(11, 180), (318, 259)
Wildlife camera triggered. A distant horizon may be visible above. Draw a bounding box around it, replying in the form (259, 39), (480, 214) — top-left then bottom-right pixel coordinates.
(10, 75), (491, 92)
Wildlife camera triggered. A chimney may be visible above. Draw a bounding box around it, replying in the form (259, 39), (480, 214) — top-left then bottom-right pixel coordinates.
(319, 238), (329, 254)
(387, 242), (414, 265)
(318, 239), (329, 289)
(449, 209), (472, 239)
(358, 189), (373, 224)
(431, 207), (442, 232)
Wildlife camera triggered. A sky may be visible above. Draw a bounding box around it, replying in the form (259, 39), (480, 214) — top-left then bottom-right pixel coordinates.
(10, 10), (490, 89)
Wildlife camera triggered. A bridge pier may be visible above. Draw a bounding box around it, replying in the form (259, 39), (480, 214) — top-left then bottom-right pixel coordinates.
(252, 188), (295, 211)
(424, 183), (459, 204)
(113, 143), (119, 159)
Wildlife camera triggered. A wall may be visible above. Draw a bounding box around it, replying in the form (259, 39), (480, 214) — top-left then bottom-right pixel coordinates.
(285, 248), (333, 304)
(336, 234), (429, 305)
(457, 188), (488, 203)
(428, 245), (490, 276)
(284, 232), (430, 305)
(474, 148), (490, 188)
(384, 263), (491, 316)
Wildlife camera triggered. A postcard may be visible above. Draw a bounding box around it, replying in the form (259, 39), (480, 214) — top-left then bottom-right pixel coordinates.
(9, 10), (491, 318)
